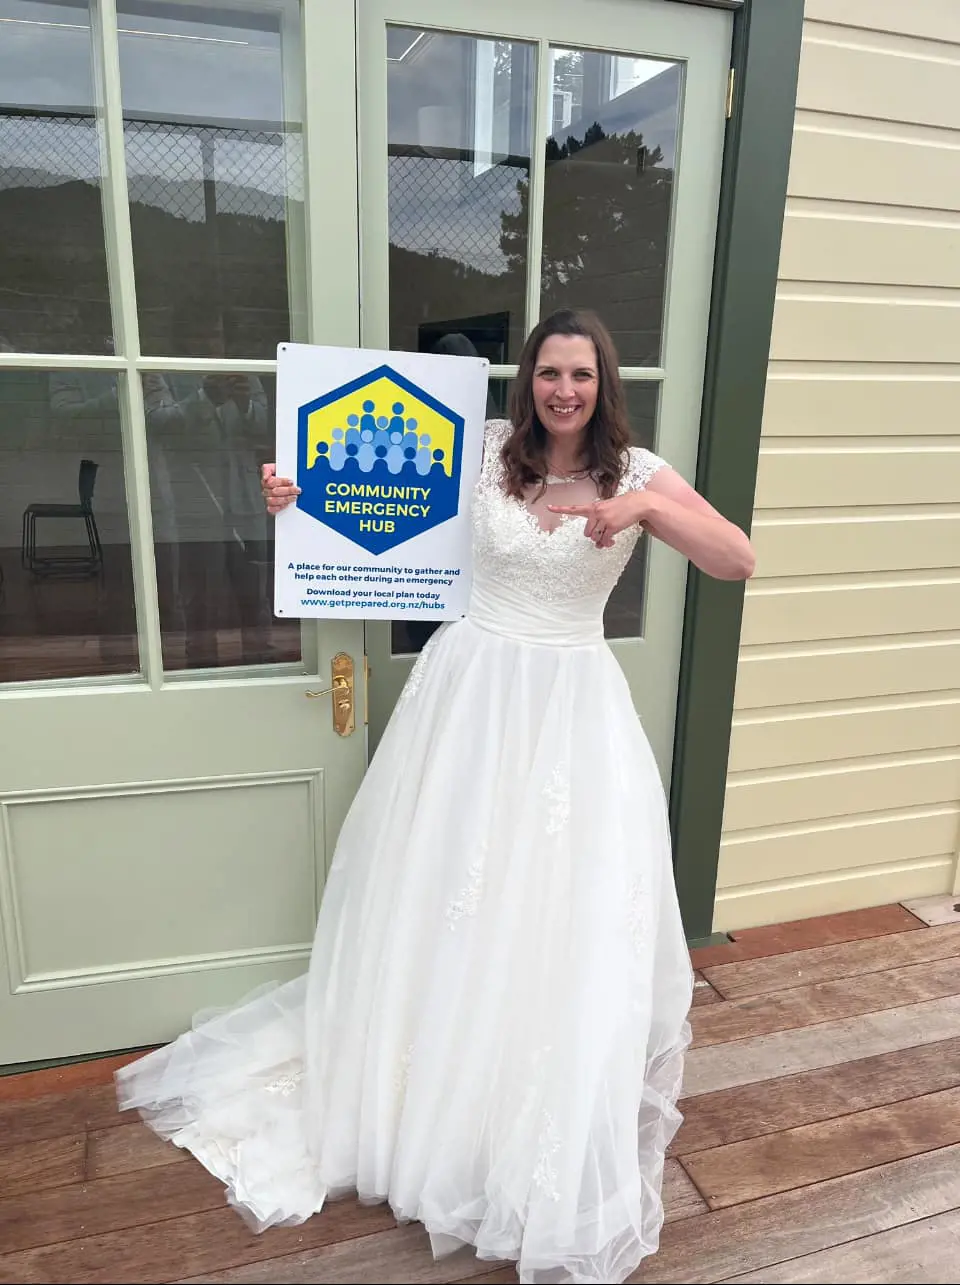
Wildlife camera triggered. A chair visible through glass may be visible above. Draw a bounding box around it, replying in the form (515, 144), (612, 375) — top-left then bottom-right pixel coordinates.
(0, 368), (138, 682)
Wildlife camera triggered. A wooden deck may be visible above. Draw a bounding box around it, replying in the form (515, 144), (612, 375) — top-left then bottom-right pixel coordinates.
(1, 901), (959, 1283)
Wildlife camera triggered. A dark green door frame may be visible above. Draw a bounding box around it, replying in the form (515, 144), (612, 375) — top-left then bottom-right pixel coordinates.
(669, 0), (805, 940)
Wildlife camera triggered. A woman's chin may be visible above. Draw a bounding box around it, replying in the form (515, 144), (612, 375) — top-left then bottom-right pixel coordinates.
(542, 414), (587, 438)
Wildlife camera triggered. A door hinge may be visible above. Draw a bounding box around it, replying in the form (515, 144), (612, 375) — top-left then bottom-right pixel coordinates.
(725, 67), (735, 119)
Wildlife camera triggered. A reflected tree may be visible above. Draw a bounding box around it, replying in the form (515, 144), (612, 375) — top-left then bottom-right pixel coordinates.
(501, 122), (672, 363)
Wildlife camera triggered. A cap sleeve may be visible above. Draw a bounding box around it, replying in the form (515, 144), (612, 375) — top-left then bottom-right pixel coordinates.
(482, 418), (512, 473)
(623, 445), (668, 492)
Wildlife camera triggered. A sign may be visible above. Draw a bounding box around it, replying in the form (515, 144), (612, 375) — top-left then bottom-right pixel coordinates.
(274, 342), (488, 619)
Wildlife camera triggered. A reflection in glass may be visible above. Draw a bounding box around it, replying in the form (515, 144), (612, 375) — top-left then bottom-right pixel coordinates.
(543, 49), (680, 366)
(118, 0), (305, 358)
(622, 380), (659, 452)
(143, 371), (299, 670)
(0, 0), (112, 355)
(0, 369), (137, 681)
(388, 30), (533, 362)
(605, 382), (661, 639)
(391, 614), (442, 659)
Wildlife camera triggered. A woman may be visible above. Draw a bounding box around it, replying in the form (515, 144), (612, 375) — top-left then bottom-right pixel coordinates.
(117, 310), (754, 1284)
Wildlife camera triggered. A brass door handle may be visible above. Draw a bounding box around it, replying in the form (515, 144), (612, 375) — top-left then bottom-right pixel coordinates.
(305, 652), (355, 737)
(305, 677), (349, 699)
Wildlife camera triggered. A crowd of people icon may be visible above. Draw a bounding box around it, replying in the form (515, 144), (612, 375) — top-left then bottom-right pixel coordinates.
(310, 399), (450, 478)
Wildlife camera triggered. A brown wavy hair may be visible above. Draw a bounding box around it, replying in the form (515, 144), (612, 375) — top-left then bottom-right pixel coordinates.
(502, 309), (631, 500)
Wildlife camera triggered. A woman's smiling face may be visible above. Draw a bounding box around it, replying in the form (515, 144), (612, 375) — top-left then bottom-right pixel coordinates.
(531, 334), (600, 444)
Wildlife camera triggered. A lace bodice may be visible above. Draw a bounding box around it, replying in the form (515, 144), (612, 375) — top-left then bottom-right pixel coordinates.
(471, 419), (666, 613)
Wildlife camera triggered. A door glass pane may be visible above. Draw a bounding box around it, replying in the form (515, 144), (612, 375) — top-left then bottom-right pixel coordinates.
(387, 30), (533, 362)
(605, 381), (661, 639)
(543, 49), (680, 366)
(0, 368), (138, 681)
(0, 0), (112, 355)
(143, 370), (298, 670)
(622, 379), (659, 452)
(391, 616), (442, 658)
(118, 0), (305, 358)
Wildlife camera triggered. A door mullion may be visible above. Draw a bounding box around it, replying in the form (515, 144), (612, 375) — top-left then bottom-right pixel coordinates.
(279, 4), (308, 347)
(91, 0), (164, 689)
(301, 0), (363, 676)
(355, 0), (390, 351)
(523, 39), (552, 338)
(303, 0), (361, 348)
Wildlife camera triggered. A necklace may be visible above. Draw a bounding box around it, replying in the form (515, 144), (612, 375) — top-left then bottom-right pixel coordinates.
(544, 463), (591, 485)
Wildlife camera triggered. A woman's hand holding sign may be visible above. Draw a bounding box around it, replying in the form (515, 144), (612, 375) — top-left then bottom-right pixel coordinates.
(262, 463), (300, 515)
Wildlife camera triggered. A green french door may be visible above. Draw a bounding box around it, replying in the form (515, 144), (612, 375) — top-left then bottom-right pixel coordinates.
(0, 0), (366, 1064)
(359, 0), (732, 781)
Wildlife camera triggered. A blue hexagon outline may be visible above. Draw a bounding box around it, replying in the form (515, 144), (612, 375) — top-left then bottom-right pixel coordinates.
(296, 363), (465, 552)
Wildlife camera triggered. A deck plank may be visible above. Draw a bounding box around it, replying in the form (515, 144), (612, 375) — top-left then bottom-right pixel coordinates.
(86, 1121), (187, 1180)
(673, 1035), (960, 1154)
(0, 1084), (135, 1149)
(690, 956), (960, 1048)
(452, 1272), (518, 1284)
(175, 1224), (494, 1284)
(681, 1086), (960, 1208)
(662, 1158), (709, 1221)
(0, 1134), (86, 1198)
(720, 1208), (960, 1283)
(683, 993), (960, 1097)
(689, 905), (923, 969)
(633, 1143), (960, 1283)
(692, 973), (724, 1007)
(703, 924), (960, 1000)
(0, 1053), (145, 1104)
(0, 1162), (226, 1256)
(0, 1197), (395, 1284)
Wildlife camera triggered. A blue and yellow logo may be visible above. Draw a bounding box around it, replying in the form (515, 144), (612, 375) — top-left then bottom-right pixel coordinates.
(297, 365), (464, 555)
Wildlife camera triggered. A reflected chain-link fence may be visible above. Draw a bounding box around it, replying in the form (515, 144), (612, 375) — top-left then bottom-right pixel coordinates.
(123, 117), (304, 222)
(387, 147), (527, 276)
(0, 107), (303, 220)
(0, 110), (527, 354)
(1, 110), (525, 271)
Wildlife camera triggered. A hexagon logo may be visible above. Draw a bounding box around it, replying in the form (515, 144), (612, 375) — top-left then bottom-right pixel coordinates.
(296, 365), (464, 556)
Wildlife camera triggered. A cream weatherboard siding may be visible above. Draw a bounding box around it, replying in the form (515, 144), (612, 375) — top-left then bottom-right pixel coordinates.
(714, 0), (960, 931)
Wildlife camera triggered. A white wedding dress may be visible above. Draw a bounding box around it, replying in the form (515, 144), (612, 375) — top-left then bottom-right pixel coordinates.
(116, 419), (694, 1285)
